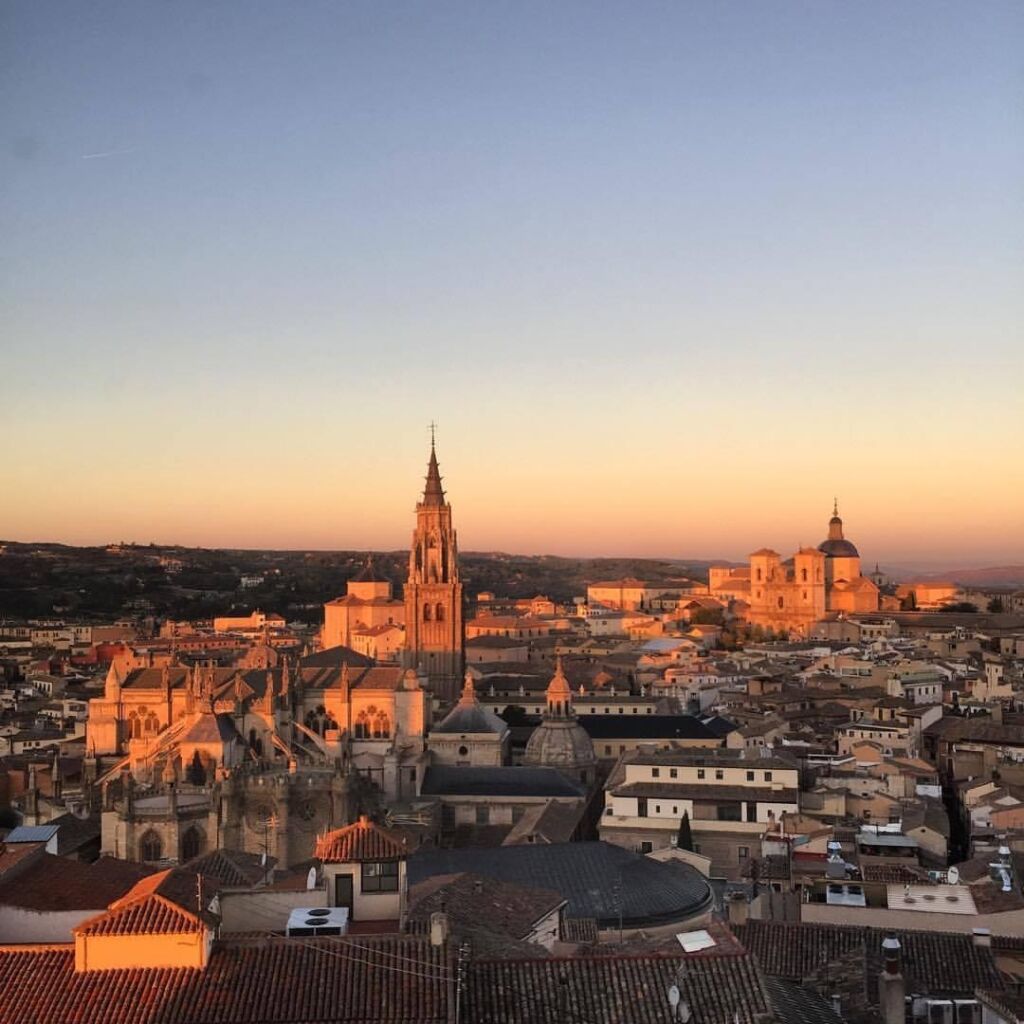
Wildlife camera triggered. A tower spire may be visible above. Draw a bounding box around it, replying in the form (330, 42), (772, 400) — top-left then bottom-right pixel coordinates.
(422, 426), (446, 506)
(833, 496), (839, 518)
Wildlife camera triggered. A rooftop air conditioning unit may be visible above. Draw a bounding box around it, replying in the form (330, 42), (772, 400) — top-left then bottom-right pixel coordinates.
(286, 906), (349, 937)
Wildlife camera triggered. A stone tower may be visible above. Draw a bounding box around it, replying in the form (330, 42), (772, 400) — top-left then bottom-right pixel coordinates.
(403, 436), (464, 700)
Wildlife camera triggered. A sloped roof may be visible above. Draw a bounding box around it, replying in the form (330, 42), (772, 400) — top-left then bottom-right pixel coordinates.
(0, 936), (453, 1024)
(315, 816), (410, 863)
(734, 920), (1003, 994)
(421, 765), (585, 799)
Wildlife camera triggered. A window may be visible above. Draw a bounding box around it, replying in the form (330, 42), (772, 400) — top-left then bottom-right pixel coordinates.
(746, 804), (757, 822)
(435, 603), (445, 622)
(639, 841), (653, 854)
(746, 770), (754, 781)
(605, 745), (612, 756)
(738, 845), (750, 860)
(764, 771), (772, 782)
(637, 798), (648, 817)
(140, 830), (162, 862)
(697, 769), (705, 780)
(655, 804), (661, 814)
(423, 603), (432, 621)
(670, 768), (678, 779)
(715, 769), (724, 781)
(361, 861), (399, 893)
(717, 804), (741, 822)
(181, 826), (203, 862)
(475, 805), (489, 825)
(652, 768), (660, 779)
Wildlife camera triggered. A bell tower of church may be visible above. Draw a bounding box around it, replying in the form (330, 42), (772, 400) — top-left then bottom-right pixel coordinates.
(403, 433), (463, 700)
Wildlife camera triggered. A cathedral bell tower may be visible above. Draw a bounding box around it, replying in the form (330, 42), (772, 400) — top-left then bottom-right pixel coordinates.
(403, 434), (464, 700)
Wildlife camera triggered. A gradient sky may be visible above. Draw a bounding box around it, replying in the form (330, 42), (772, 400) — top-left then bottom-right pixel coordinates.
(2, 2), (1022, 564)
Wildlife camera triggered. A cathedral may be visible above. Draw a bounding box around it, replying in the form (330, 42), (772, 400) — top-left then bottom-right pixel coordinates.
(84, 440), (464, 868)
(710, 503), (879, 636)
(87, 655), (429, 868)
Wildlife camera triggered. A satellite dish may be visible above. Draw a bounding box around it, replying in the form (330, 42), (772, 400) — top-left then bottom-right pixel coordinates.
(947, 866), (959, 885)
(306, 866), (317, 890)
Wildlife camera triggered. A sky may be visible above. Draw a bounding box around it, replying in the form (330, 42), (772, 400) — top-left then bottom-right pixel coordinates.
(1, 2), (1022, 565)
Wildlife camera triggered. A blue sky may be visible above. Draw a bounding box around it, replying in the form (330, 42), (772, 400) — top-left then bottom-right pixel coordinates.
(2, 2), (1021, 561)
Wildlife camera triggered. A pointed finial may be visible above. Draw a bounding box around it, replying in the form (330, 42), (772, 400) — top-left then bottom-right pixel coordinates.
(833, 496), (839, 517)
(429, 420), (437, 450)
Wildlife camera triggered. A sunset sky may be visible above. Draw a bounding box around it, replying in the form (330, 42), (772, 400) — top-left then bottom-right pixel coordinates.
(2, 3), (1021, 564)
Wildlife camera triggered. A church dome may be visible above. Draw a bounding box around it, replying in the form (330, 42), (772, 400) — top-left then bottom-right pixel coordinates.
(817, 501), (860, 558)
(523, 718), (596, 775)
(522, 660), (596, 780)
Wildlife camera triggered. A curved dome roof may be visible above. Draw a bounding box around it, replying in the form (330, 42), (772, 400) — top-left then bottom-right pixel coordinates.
(819, 503), (860, 558)
(818, 537), (860, 558)
(523, 718), (596, 771)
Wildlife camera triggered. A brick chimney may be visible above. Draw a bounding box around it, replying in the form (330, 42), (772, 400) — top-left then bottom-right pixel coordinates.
(878, 935), (905, 1024)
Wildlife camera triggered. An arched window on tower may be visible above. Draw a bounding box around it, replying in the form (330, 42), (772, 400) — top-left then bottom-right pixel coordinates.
(140, 830), (162, 862)
(182, 826), (203, 862)
(128, 712), (142, 739)
(777, 597), (785, 610)
(435, 603), (445, 622)
(373, 712), (390, 739)
(144, 712), (159, 735)
(801, 568), (808, 583)
(756, 568), (762, 582)
(423, 603), (432, 622)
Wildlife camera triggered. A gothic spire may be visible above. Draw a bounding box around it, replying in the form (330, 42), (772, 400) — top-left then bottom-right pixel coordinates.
(422, 432), (446, 506)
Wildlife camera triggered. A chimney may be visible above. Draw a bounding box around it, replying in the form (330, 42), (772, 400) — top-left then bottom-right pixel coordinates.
(972, 927), (992, 948)
(878, 935), (905, 1024)
(726, 892), (749, 926)
(429, 911), (449, 947)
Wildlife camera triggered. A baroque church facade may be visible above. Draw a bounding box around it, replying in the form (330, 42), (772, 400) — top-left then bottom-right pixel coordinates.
(710, 503), (879, 636)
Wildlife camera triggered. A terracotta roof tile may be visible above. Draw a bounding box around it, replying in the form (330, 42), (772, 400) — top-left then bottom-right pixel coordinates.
(315, 816), (411, 863)
(0, 936), (452, 1023)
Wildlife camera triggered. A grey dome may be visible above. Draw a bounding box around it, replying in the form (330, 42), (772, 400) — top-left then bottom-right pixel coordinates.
(818, 538), (860, 558)
(523, 718), (596, 773)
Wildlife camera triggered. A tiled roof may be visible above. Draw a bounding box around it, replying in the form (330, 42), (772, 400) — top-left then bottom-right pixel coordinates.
(185, 849), (275, 889)
(0, 936), (453, 1024)
(734, 920), (1004, 994)
(315, 816), (410, 863)
(407, 872), (565, 944)
(0, 853), (151, 913)
(76, 893), (202, 936)
(465, 951), (773, 1024)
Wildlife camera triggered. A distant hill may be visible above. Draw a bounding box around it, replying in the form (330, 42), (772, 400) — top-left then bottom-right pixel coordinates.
(917, 566), (1024, 587)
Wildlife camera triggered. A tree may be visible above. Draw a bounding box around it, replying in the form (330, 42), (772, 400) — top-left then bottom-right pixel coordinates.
(988, 597), (1005, 613)
(943, 602), (979, 614)
(677, 810), (694, 852)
